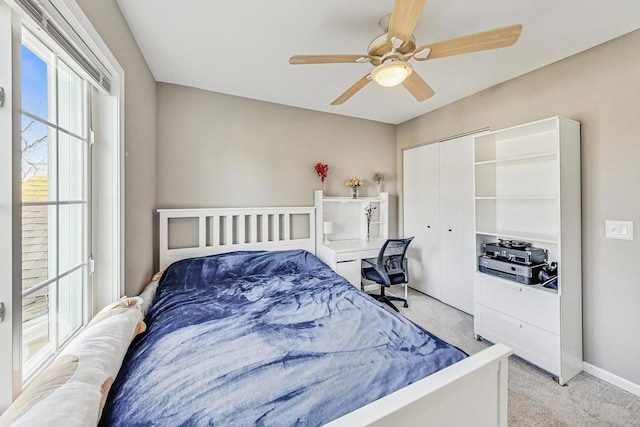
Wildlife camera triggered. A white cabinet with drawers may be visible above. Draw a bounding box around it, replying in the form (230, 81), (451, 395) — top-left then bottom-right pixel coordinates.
(473, 117), (582, 385)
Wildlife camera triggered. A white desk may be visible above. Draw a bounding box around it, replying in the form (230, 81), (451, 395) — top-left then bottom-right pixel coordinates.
(317, 238), (386, 290)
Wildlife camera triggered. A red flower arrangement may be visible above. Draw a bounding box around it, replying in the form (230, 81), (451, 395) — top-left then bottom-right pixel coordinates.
(315, 163), (329, 191)
(315, 162), (329, 182)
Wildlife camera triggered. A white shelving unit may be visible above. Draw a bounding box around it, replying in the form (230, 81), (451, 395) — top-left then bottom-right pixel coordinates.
(314, 190), (389, 288)
(314, 190), (388, 253)
(473, 116), (583, 385)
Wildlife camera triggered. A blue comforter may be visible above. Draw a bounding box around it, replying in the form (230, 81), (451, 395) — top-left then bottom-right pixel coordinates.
(100, 250), (466, 426)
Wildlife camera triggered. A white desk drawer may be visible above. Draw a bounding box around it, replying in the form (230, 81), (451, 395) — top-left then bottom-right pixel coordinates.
(360, 248), (380, 260)
(475, 304), (560, 376)
(335, 251), (360, 262)
(474, 273), (560, 334)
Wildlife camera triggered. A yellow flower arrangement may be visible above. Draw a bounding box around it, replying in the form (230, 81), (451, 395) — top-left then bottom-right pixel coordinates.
(345, 177), (363, 187)
(346, 177), (363, 199)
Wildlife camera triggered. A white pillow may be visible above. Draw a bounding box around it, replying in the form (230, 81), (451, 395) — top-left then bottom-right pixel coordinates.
(0, 297), (145, 427)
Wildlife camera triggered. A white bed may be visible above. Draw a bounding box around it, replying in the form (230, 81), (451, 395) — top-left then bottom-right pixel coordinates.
(157, 206), (512, 427)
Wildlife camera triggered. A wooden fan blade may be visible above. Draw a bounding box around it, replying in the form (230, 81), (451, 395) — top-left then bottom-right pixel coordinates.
(289, 54), (373, 65)
(414, 24), (523, 61)
(402, 72), (435, 102)
(331, 74), (371, 105)
(387, 0), (427, 45)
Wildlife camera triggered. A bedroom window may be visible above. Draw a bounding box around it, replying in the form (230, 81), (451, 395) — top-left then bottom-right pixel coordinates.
(20, 28), (90, 381)
(0, 0), (122, 403)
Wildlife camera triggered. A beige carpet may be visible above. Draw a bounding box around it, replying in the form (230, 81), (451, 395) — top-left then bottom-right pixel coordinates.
(385, 287), (640, 426)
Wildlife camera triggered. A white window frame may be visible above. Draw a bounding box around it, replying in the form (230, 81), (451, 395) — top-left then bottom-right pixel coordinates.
(0, 2), (23, 412)
(30, 0), (126, 308)
(20, 28), (92, 381)
(0, 0), (124, 407)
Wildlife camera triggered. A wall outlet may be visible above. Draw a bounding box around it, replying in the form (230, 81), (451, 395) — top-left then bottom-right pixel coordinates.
(605, 220), (633, 240)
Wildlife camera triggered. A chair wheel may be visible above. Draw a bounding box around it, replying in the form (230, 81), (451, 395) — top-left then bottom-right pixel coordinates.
(404, 302), (409, 308)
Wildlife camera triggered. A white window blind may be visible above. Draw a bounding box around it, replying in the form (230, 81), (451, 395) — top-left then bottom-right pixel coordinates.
(15, 0), (111, 93)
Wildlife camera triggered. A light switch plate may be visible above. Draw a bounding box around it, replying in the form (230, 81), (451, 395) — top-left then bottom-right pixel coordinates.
(605, 220), (634, 240)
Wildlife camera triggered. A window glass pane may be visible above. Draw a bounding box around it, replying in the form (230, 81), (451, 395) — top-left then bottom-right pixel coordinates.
(57, 61), (84, 136)
(58, 204), (84, 273)
(22, 284), (52, 368)
(22, 204), (50, 290)
(58, 270), (83, 343)
(21, 44), (50, 121)
(22, 205), (57, 291)
(58, 133), (85, 201)
(21, 116), (56, 190)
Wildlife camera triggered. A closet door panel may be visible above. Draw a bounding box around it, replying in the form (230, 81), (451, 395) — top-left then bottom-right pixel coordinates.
(439, 135), (475, 314)
(403, 143), (440, 297)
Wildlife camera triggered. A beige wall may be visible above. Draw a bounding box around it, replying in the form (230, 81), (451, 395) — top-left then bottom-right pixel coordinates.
(397, 29), (640, 384)
(76, 0), (157, 296)
(156, 83), (397, 263)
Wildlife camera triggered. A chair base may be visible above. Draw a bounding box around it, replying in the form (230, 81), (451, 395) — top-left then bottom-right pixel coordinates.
(368, 293), (408, 312)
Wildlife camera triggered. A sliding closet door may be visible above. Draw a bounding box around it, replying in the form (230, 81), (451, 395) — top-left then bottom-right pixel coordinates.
(403, 143), (441, 297)
(439, 135), (476, 314)
(403, 132), (480, 313)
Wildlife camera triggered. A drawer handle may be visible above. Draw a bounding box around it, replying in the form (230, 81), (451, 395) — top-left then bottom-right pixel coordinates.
(497, 281), (522, 292)
(498, 314), (523, 328)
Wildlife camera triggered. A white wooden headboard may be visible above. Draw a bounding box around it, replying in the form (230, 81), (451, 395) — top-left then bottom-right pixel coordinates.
(157, 207), (316, 270)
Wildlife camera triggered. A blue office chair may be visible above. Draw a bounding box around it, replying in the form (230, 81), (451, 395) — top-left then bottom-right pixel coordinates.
(361, 237), (414, 312)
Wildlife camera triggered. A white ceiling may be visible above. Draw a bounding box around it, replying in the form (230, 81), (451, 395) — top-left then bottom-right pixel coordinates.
(116, 0), (640, 125)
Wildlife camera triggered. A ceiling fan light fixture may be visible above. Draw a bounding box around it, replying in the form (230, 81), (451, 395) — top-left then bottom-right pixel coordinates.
(371, 61), (412, 87)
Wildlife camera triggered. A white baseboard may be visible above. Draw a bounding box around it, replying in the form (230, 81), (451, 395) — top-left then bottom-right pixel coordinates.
(583, 362), (640, 397)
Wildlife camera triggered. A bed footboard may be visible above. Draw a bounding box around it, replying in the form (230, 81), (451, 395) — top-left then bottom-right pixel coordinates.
(325, 343), (512, 427)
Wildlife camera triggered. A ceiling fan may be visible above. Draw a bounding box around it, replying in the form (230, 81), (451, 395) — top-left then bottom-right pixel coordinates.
(289, 0), (522, 105)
